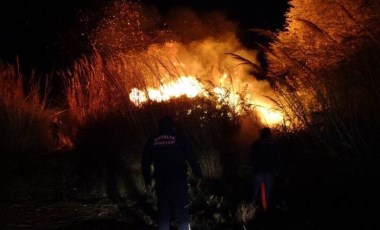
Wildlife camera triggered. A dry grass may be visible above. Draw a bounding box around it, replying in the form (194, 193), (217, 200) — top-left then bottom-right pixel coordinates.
(0, 61), (53, 166)
(236, 201), (256, 225)
(264, 0), (380, 157)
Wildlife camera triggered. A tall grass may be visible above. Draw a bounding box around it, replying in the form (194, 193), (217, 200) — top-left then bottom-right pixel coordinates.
(0, 61), (53, 168)
(265, 0), (380, 157)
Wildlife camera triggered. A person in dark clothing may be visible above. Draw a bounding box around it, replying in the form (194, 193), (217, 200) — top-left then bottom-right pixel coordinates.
(142, 115), (202, 230)
(250, 127), (281, 212)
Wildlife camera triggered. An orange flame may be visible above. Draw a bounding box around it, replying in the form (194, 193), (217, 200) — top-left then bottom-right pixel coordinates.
(129, 76), (205, 104)
(129, 75), (284, 126)
(255, 104), (284, 126)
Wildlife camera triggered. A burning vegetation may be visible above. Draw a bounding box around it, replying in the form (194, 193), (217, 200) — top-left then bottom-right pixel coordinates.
(267, 0), (380, 154)
(61, 0), (289, 161)
(1, 0), (380, 229)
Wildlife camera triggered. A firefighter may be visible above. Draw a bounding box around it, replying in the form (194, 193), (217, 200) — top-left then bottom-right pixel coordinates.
(142, 115), (202, 230)
(250, 127), (281, 213)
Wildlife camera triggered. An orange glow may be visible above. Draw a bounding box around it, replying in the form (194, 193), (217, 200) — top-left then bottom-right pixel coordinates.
(255, 103), (284, 126)
(129, 75), (285, 126)
(88, 3), (289, 127)
(129, 76), (205, 104)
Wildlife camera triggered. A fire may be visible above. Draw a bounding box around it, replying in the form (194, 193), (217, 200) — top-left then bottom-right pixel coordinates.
(129, 76), (205, 104)
(129, 75), (284, 126)
(88, 3), (287, 127)
(255, 103), (284, 126)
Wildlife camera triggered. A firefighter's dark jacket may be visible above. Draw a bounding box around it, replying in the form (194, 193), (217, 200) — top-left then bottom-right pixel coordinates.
(250, 138), (281, 174)
(142, 131), (202, 188)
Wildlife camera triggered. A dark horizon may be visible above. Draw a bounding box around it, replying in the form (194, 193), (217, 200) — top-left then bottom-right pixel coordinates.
(0, 0), (289, 74)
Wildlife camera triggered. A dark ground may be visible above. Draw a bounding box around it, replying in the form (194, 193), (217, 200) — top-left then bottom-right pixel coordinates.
(1, 148), (379, 230)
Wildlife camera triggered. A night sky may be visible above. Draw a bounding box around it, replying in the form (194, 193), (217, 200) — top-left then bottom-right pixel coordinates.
(0, 0), (289, 73)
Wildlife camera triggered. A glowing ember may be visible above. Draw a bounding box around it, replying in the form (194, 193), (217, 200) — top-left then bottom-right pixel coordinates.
(129, 76), (285, 126)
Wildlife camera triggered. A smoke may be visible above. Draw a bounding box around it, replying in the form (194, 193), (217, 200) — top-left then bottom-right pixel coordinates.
(88, 1), (274, 94)
(148, 7), (274, 104)
(165, 8), (237, 43)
